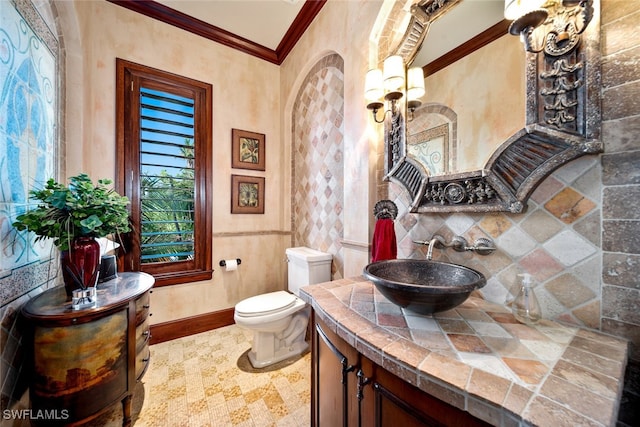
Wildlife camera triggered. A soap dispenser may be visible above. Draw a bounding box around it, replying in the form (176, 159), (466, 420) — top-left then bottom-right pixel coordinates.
(512, 273), (541, 325)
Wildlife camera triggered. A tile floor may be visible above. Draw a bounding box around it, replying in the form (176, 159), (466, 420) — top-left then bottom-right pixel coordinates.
(90, 325), (311, 427)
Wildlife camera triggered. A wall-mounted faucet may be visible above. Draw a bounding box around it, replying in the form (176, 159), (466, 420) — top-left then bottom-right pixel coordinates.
(426, 235), (446, 260)
(413, 235), (496, 260)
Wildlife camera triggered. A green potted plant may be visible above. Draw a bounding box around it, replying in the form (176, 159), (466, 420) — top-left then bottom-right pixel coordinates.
(13, 173), (130, 295)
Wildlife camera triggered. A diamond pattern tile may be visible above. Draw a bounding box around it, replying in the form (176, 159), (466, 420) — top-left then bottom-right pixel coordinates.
(345, 281), (577, 390)
(292, 54), (344, 278)
(544, 187), (597, 224)
(544, 229), (598, 266)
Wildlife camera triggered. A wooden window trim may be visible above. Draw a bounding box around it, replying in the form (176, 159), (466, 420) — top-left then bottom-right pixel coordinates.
(116, 58), (212, 287)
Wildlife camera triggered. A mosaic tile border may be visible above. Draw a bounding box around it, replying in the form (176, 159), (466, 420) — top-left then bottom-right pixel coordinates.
(0, 259), (59, 306)
(13, 0), (58, 55)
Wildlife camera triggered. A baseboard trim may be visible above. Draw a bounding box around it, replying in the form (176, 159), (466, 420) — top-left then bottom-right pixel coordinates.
(149, 307), (235, 344)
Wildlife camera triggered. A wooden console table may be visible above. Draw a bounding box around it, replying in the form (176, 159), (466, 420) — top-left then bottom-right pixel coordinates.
(22, 272), (154, 426)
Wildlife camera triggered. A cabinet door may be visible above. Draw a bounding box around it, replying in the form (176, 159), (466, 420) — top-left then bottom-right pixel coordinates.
(362, 357), (491, 427)
(312, 316), (358, 427)
(31, 310), (129, 423)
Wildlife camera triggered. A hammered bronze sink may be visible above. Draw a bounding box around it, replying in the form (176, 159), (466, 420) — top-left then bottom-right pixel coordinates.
(362, 259), (486, 315)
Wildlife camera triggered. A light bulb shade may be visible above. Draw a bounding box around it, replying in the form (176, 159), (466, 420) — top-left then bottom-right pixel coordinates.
(364, 69), (384, 101)
(407, 67), (425, 100)
(504, 0), (546, 20)
(383, 55), (405, 91)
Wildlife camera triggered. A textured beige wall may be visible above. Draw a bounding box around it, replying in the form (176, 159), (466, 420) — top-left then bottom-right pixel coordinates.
(62, 1), (289, 324)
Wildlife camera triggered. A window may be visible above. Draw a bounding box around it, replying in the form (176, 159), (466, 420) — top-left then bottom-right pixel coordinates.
(116, 59), (212, 286)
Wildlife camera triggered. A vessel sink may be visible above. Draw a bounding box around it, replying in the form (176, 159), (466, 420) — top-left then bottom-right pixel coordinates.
(362, 259), (486, 315)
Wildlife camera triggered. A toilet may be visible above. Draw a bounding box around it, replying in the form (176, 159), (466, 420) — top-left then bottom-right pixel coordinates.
(234, 247), (332, 368)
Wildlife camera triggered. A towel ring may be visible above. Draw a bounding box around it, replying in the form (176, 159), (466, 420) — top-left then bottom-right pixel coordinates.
(373, 200), (398, 220)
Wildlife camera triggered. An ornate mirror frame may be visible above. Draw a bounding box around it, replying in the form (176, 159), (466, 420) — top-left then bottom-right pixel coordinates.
(384, 0), (601, 213)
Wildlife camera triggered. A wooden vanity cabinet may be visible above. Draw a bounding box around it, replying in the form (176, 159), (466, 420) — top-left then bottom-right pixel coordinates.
(312, 313), (359, 426)
(22, 272), (154, 427)
(312, 313), (490, 427)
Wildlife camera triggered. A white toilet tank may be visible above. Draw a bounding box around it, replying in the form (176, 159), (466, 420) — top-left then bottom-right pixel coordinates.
(286, 247), (332, 295)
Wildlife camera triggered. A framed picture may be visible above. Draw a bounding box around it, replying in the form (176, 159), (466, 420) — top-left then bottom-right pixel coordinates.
(232, 129), (265, 171)
(231, 175), (265, 214)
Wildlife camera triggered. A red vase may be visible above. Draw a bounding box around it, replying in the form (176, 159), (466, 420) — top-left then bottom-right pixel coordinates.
(60, 237), (101, 296)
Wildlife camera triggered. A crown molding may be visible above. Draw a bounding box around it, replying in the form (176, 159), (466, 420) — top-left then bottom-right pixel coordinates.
(275, 0), (326, 63)
(107, 0), (326, 65)
(422, 19), (511, 77)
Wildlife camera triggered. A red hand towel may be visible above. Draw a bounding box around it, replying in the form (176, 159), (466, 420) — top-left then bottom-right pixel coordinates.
(371, 218), (397, 262)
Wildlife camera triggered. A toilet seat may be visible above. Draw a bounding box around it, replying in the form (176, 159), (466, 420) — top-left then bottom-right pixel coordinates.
(235, 291), (297, 317)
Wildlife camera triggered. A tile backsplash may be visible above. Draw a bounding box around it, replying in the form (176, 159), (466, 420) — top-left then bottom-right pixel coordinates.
(391, 155), (603, 328)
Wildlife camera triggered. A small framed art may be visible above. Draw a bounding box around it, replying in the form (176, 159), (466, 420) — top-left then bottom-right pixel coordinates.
(232, 129), (265, 171)
(231, 175), (265, 214)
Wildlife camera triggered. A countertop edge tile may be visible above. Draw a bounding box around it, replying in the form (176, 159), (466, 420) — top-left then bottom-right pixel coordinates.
(418, 351), (472, 390)
(560, 346), (627, 379)
(467, 368), (512, 407)
(356, 338), (385, 366)
(539, 374), (617, 426)
(415, 375), (467, 411)
(525, 395), (605, 427)
(336, 323), (358, 347)
(467, 395), (507, 427)
(381, 356), (419, 387)
(502, 382), (535, 419)
(550, 359), (620, 400)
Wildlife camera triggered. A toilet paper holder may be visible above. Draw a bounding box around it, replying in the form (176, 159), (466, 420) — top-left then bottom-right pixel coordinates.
(219, 258), (242, 267)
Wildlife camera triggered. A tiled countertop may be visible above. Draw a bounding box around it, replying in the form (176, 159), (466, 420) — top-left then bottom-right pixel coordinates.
(300, 277), (629, 427)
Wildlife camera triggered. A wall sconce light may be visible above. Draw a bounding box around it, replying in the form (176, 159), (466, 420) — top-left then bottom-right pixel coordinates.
(504, 0), (547, 27)
(505, 0), (594, 53)
(365, 55), (425, 123)
(407, 67), (425, 120)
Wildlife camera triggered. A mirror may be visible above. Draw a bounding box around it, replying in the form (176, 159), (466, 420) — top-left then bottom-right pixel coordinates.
(384, 0), (601, 213)
(409, 1), (524, 176)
